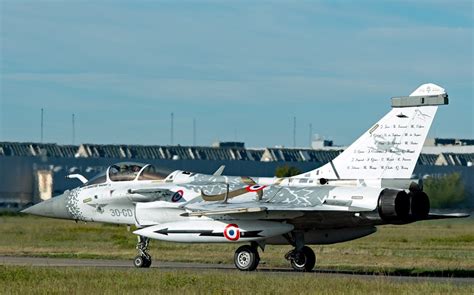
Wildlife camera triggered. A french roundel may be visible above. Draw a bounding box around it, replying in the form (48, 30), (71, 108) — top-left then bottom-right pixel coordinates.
(171, 190), (184, 202)
(223, 224), (240, 241)
(245, 185), (266, 192)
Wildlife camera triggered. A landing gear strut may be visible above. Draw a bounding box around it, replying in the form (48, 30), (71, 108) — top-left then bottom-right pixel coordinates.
(234, 243), (260, 271)
(284, 232), (316, 272)
(133, 235), (152, 268)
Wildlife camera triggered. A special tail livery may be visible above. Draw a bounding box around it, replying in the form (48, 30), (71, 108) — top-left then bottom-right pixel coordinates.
(298, 83), (442, 181)
(23, 83), (468, 271)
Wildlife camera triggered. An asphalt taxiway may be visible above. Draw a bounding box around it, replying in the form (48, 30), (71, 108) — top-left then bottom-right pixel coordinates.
(1, 256), (472, 285)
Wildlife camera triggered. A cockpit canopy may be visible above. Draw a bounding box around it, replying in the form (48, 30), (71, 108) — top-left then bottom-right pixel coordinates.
(108, 162), (170, 182)
(108, 162), (144, 182)
(81, 162), (170, 186)
(138, 165), (170, 181)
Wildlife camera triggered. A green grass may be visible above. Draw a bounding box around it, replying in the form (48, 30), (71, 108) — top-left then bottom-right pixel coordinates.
(0, 265), (472, 295)
(0, 215), (473, 275)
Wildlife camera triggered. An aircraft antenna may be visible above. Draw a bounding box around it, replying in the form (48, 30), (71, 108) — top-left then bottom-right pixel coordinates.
(72, 113), (76, 145)
(170, 112), (174, 145)
(40, 108), (44, 143)
(309, 123), (313, 148)
(193, 118), (196, 146)
(293, 116), (296, 147)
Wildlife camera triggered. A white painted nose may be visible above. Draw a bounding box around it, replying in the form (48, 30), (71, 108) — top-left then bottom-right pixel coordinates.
(21, 192), (72, 219)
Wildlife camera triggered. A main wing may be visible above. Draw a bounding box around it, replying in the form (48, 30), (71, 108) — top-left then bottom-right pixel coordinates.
(181, 184), (383, 217)
(180, 184), (470, 222)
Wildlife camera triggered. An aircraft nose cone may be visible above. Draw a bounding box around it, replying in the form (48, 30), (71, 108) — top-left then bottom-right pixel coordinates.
(21, 192), (72, 219)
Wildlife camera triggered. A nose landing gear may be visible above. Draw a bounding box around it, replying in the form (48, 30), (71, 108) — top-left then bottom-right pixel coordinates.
(133, 236), (152, 268)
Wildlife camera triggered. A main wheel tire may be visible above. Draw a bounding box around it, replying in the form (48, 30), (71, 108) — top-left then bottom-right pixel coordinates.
(234, 245), (260, 271)
(133, 255), (151, 268)
(290, 246), (316, 272)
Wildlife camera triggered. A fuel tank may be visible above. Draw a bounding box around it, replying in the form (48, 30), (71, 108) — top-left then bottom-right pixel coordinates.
(134, 220), (294, 243)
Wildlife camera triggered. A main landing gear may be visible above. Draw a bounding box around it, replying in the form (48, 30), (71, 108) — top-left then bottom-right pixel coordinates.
(234, 242), (261, 271)
(133, 236), (152, 268)
(285, 246), (316, 272)
(232, 239), (316, 272)
(283, 232), (316, 272)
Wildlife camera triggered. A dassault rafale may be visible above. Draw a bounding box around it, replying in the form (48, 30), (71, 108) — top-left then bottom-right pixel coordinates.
(23, 83), (469, 271)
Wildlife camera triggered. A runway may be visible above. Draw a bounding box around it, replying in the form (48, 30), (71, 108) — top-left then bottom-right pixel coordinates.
(1, 256), (472, 285)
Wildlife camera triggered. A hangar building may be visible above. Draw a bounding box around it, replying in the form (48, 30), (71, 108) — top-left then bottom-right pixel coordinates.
(0, 139), (472, 211)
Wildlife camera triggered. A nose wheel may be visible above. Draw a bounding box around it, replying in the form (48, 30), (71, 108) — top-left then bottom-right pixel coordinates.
(134, 235), (152, 268)
(285, 246), (316, 272)
(234, 245), (260, 271)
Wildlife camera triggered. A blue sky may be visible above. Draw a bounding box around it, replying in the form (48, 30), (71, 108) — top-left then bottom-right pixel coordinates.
(1, 1), (472, 147)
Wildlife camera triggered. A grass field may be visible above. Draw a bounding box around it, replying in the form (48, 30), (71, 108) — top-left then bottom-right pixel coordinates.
(1, 265), (473, 295)
(0, 215), (473, 276)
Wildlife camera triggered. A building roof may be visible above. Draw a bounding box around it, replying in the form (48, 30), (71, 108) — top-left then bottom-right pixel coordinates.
(437, 153), (474, 166)
(76, 144), (265, 161)
(433, 138), (474, 146)
(0, 142), (77, 157)
(261, 148), (343, 162)
(0, 142), (472, 167)
(417, 153), (439, 166)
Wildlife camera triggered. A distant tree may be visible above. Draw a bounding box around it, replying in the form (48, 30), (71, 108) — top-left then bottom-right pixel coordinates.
(423, 172), (465, 209)
(275, 166), (301, 178)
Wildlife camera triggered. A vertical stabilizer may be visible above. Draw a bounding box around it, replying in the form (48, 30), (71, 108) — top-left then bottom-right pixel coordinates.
(302, 83), (448, 180)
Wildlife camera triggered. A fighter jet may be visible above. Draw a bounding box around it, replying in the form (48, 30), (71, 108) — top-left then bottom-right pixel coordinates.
(23, 83), (469, 271)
